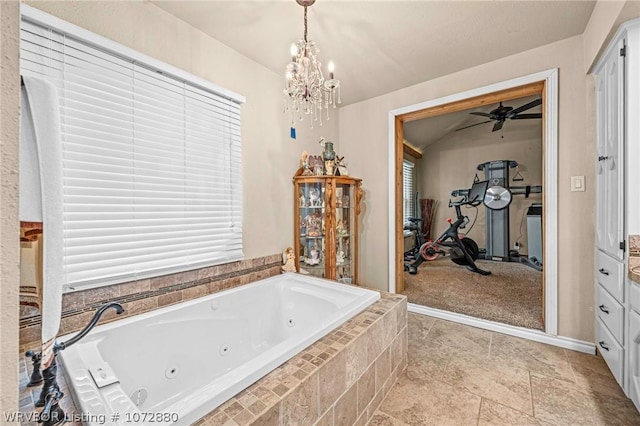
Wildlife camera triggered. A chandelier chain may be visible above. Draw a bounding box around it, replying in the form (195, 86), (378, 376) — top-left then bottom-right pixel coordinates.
(303, 6), (308, 42)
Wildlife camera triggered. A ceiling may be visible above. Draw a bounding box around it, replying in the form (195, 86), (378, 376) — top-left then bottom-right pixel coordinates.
(404, 94), (542, 150)
(152, 1), (595, 106)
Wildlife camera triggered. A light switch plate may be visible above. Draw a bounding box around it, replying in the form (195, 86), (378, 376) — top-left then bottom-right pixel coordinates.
(571, 176), (585, 192)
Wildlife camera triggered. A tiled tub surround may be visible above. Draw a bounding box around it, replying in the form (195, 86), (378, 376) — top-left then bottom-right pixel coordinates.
(629, 235), (640, 283)
(20, 254), (283, 350)
(58, 275), (381, 425)
(19, 291), (408, 426)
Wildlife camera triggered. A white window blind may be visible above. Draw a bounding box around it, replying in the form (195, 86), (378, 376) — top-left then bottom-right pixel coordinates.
(20, 16), (243, 291)
(403, 160), (415, 223)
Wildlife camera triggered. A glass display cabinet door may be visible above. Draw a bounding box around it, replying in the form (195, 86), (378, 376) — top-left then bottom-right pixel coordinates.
(297, 180), (326, 278)
(335, 182), (355, 284)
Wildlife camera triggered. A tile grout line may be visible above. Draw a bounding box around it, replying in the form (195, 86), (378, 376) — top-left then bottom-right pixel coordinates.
(563, 348), (579, 384)
(476, 397), (484, 426)
(529, 370), (535, 420)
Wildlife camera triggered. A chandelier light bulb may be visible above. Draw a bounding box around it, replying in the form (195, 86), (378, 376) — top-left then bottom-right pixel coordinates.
(328, 61), (335, 79)
(290, 43), (298, 61)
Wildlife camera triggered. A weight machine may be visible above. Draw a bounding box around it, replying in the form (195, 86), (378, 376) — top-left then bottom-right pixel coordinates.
(451, 160), (543, 271)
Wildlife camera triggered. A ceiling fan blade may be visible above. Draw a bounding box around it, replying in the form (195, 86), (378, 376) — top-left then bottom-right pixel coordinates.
(510, 98), (542, 115)
(455, 120), (492, 131)
(492, 120), (504, 132)
(511, 113), (542, 119)
(470, 112), (492, 117)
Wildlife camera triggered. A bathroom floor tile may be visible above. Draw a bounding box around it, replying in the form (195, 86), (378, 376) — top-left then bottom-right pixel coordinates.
(375, 313), (640, 426)
(366, 411), (405, 426)
(478, 399), (544, 425)
(488, 332), (574, 381)
(565, 349), (629, 399)
(422, 319), (492, 357)
(530, 374), (640, 425)
(442, 353), (533, 415)
(378, 373), (481, 425)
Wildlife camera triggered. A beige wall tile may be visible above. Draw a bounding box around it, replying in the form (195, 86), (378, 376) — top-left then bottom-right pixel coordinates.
(158, 291), (183, 307)
(118, 279), (150, 297)
(333, 384), (358, 426)
(281, 371), (319, 426)
(315, 407), (334, 426)
(319, 351), (347, 413)
(375, 348), (391, 393)
(357, 363), (375, 417)
(345, 333), (368, 388)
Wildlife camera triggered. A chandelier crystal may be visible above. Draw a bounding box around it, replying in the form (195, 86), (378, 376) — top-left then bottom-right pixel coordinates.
(284, 0), (340, 128)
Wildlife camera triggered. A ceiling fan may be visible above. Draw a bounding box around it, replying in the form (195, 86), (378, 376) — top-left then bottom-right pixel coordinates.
(456, 98), (542, 132)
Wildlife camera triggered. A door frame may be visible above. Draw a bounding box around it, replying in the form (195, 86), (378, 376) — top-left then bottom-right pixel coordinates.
(387, 69), (559, 336)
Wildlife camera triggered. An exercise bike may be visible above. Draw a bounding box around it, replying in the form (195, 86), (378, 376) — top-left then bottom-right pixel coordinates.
(403, 217), (426, 262)
(406, 180), (491, 276)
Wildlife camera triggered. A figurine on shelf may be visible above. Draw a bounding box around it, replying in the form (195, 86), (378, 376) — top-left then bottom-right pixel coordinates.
(336, 250), (345, 265)
(282, 247), (297, 273)
(308, 187), (322, 207)
(336, 219), (348, 236)
(306, 243), (321, 265)
(342, 194), (350, 208)
(336, 156), (348, 176)
(301, 151), (314, 176)
(299, 191), (306, 208)
(324, 159), (335, 176)
(305, 212), (322, 237)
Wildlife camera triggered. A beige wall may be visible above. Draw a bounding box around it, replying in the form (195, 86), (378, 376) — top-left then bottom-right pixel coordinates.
(419, 123), (542, 252)
(1, 0), (20, 417)
(583, 1), (640, 72)
(25, 0), (339, 260)
(339, 35), (597, 342)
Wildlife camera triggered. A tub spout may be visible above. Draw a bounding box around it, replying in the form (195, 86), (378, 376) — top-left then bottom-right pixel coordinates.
(56, 302), (125, 351)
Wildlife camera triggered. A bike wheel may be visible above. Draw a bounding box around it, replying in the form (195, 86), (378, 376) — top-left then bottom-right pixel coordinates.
(451, 237), (479, 265)
(419, 241), (439, 261)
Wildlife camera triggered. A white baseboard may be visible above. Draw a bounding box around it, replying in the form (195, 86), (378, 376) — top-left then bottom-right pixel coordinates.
(408, 303), (595, 354)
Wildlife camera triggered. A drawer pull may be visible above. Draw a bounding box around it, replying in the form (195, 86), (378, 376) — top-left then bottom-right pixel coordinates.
(598, 304), (610, 314)
(598, 268), (610, 276)
(598, 341), (610, 351)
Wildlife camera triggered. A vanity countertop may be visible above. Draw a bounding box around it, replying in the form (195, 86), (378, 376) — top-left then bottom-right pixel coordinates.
(630, 235), (640, 284)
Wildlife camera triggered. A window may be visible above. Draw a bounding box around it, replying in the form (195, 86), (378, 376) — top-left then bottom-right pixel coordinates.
(20, 8), (244, 291)
(403, 159), (415, 223)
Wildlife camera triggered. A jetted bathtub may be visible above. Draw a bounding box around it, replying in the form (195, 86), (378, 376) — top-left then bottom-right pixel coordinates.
(58, 273), (380, 425)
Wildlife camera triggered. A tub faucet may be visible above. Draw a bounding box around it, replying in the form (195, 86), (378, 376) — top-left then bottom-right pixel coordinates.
(27, 302), (125, 426)
(56, 302), (125, 351)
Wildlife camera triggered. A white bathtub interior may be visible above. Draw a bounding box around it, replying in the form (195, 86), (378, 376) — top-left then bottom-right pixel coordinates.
(59, 273), (380, 425)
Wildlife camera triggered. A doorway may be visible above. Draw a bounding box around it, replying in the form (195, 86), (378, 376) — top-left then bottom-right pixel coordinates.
(388, 69), (559, 336)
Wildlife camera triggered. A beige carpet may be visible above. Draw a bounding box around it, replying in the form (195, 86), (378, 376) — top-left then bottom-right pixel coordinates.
(403, 258), (543, 330)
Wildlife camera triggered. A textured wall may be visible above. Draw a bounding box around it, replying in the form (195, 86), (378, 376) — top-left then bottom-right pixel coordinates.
(339, 35), (597, 342)
(0, 0), (20, 418)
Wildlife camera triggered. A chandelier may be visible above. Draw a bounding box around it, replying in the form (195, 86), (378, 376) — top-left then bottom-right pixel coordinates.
(284, 0), (340, 128)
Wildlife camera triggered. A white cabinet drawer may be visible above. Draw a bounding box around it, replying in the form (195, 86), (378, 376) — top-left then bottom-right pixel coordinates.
(596, 250), (624, 302)
(630, 280), (640, 312)
(596, 284), (625, 343)
(596, 318), (624, 388)
(629, 310), (640, 412)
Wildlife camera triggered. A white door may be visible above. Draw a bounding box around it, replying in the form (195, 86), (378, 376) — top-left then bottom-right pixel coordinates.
(596, 72), (607, 250)
(599, 39), (626, 259)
